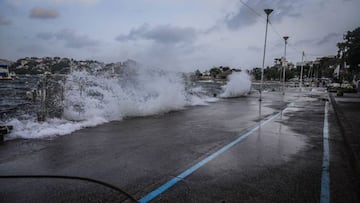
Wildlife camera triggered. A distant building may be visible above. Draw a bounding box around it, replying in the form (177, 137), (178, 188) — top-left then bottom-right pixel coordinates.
(0, 64), (10, 78)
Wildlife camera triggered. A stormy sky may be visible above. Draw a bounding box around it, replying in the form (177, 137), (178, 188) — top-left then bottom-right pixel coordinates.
(0, 0), (359, 71)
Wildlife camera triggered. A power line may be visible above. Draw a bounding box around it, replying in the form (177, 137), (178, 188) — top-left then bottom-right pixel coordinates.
(238, 0), (264, 19)
(268, 22), (283, 40)
(287, 42), (303, 55)
(269, 20), (334, 59)
(268, 21), (336, 59)
(238, 1), (299, 55)
(237, 0), (331, 61)
(238, 0), (284, 43)
(269, 20), (305, 56)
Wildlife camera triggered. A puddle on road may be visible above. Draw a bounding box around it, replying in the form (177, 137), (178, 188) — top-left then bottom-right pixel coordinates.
(253, 118), (307, 163)
(248, 93), (326, 164)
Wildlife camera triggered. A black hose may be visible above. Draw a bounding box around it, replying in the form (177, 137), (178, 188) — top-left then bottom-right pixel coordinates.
(0, 175), (139, 202)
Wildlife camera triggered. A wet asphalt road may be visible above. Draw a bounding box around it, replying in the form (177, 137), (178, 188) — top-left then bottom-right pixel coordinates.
(0, 90), (359, 202)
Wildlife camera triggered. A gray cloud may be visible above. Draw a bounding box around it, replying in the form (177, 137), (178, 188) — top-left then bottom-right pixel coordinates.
(30, 7), (59, 19)
(224, 0), (302, 30)
(247, 45), (262, 52)
(52, 0), (100, 4)
(37, 32), (54, 40)
(316, 33), (340, 45)
(270, 0), (302, 21)
(17, 44), (46, 54)
(291, 33), (341, 49)
(37, 29), (99, 48)
(116, 24), (197, 44)
(224, 3), (259, 30)
(116, 24), (149, 41)
(294, 38), (317, 46)
(55, 29), (99, 48)
(0, 16), (11, 26)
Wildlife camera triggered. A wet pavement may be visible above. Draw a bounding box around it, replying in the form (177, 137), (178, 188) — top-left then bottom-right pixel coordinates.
(0, 89), (359, 202)
(330, 92), (360, 186)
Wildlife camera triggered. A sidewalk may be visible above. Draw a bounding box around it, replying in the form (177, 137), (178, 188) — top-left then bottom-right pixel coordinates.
(330, 92), (360, 177)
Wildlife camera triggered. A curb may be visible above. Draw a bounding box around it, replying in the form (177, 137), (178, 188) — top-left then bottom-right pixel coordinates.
(329, 93), (360, 178)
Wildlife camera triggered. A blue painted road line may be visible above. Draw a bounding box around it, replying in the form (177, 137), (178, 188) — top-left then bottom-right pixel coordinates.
(139, 111), (282, 203)
(320, 101), (330, 203)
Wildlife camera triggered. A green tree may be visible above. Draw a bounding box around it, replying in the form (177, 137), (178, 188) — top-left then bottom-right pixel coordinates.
(194, 69), (202, 78)
(264, 66), (280, 80)
(337, 27), (360, 80)
(318, 56), (338, 79)
(209, 67), (221, 78)
(251, 67), (261, 80)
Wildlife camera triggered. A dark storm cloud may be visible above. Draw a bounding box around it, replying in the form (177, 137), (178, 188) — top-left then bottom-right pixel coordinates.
(316, 33), (340, 45)
(116, 24), (197, 44)
(37, 30), (99, 48)
(30, 7), (59, 19)
(146, 25), (196, 44)
(224, 0), (302, 30)
(0, 16), (11, 26)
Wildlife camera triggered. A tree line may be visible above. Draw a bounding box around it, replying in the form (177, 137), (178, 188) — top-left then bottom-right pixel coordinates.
(251, 27), (360, 83)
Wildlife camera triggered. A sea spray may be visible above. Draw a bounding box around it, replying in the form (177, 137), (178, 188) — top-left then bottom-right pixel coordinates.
(5, 66), (253, 140)
(5, 65), (217, 139)
(6, 117), (107, 139)
(220, 72), (251, 98)
(63, 67), (189, 120)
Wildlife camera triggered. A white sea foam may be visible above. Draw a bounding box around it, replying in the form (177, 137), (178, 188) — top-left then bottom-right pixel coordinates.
(62, 68), (189, 120)
(6, 117), (107, 139)
(5, 65), (220, 140)
(220, 72), (251, 98)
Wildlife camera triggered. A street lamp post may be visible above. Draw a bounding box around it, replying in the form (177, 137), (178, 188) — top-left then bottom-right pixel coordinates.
(260, 8), (273, 101)
(282, 36), (289, 95)
(300, 51), (304, 90)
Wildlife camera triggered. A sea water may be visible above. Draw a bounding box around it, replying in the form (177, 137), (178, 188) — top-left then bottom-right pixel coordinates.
(0, 66), (251, 140)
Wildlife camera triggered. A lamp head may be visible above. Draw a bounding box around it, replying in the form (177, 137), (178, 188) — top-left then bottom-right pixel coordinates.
(264, 9), (273, 15)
